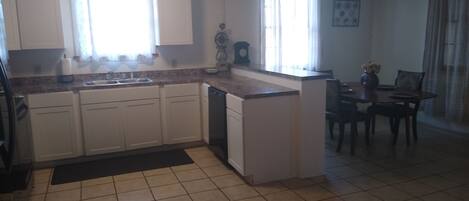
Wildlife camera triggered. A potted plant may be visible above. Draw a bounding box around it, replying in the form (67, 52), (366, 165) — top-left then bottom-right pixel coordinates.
(361, 61), (381, 89)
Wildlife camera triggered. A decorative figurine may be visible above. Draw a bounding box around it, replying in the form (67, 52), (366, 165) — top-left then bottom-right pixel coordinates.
(360, 61), (381, 90)
(215, 23), (229, 67)
(233, 41), (250, 65)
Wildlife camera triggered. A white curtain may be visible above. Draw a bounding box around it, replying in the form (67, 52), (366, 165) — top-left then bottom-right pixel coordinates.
(423, 0), (469, 124)
(263, 0), (320, 71)
(73, 0), (155, 61)
(0, 1), (8, 63)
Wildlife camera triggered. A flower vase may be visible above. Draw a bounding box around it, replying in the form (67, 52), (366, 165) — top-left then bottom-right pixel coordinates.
(361, 72), (380, 90)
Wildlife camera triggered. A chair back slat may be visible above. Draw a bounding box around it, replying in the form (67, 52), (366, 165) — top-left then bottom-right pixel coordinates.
(395, 70), (425, 91)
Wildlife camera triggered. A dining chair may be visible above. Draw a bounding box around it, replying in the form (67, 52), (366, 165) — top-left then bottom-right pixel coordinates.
(326, 79), (370, 154)
(368, 70), (425, 145)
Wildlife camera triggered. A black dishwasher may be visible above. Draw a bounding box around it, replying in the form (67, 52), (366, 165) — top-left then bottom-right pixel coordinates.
(208, 87), (228, 163)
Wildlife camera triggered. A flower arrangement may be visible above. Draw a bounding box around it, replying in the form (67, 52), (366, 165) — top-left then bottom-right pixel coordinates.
(361, 61), (381, 74)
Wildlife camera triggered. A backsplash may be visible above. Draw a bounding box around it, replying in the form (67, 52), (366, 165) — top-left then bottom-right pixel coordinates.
(10, 68), (209, 87)
(7, 47), (215, 78)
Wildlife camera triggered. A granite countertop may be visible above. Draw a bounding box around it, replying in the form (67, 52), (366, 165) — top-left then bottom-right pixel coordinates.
(11, 69), (299, 99)
(233, 64), (331, 81)
(202, 75), (298, 99)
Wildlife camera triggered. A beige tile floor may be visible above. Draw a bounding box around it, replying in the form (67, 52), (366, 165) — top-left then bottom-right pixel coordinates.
(2, 122), (469, 201)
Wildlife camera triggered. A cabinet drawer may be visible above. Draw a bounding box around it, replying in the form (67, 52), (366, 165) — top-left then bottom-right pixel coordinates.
(80, 86), (160, 104)
(28, 91), (74, 108)
(164, 83), (199, 98)
(226, 94), (244, 114)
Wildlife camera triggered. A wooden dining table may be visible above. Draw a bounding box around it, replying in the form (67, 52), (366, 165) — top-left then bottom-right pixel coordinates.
(339, 82), (437, 146)
(341, 82), (437, 104)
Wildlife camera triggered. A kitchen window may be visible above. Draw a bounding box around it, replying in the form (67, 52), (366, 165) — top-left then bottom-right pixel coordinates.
(262, 0), (320, 71)
(72, 0), (156, 61)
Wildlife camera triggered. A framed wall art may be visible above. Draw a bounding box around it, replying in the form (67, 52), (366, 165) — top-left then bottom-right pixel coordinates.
(332, 0), (361, 27)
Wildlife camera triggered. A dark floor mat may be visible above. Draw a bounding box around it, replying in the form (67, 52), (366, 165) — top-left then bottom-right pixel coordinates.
(51, 149), (193, 185)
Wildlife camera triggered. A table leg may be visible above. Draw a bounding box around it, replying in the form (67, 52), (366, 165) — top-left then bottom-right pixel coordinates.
(351, 121), (357, 155)
(392, 117), (400, 146)
(405, 115), (411, 146)
(365, 117), (371, 146)
(405, 102), (411, 146)
(337, 123), (345, 152)
(412, 114), (418, 143)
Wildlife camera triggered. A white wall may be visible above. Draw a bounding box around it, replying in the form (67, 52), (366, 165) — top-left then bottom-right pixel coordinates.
(320, 0), (373, 82)
(224, 0), (373, 82)
(8, 0), (225, 77)
(225, 0), (262, 64)
(370, 0), (428, 84)
(224, 0), (429, 84)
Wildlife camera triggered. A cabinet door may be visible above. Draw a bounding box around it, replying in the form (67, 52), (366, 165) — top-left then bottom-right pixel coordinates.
(201, 84), (209, 143)
(164, 96), (201, 144)
(155, 0), (193, 45)
(30, 106), (79, 162)
(227, 109), (244, 175)
(81, 103), (125, 155)
(2, 0), (21, 50)
(123, 99), (163, 150)
(201, 96), (209, 144)
(16, 0), (67, 49)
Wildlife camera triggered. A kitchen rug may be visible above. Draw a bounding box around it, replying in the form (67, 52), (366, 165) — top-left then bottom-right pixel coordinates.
(51, 149), (193, 185)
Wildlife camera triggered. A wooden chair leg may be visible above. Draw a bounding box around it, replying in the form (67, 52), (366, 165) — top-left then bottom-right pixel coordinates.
(328, 120), (335, 140)
(371, 115), (376, 135)
(389, 117), (395, 133)
(391, 117), (400, 133)
(365, 117), (371, 146)
(392, 118), (400, 146)
(351, 122), (358, 155)
(412, 114), (418, 142)
(405, 115), (411, 146)
(336, 123), (345, 153)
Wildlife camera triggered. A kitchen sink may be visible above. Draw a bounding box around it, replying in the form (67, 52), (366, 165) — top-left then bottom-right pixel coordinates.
(117, 78), (153, 84)
(84, 80), (119, 86)
(84, 78), (153, 86)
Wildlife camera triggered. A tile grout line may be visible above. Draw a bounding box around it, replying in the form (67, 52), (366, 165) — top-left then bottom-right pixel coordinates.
(169, 162), (194, 201)
(112, 174), (120, 201)
(44, 169), (52, 201)
(142, 170), (158, 201)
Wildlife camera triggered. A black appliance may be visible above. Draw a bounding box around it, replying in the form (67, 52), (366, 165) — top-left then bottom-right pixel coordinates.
(208, 87), (228, 162)
(0, 95), (31, 193)
(0, 0), (33, 197)
(0, 65), (32, 195)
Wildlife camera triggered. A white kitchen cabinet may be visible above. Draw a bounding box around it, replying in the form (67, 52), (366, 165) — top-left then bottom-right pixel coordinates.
(227, 108), (244, 175)
(154, 0), (193, 45)
(201, 83), (209, 143)
(81, 102), (126, 156)
(226, 93), (295, 184)
(80, 86), (162, 155)
(2, 0), (21, 50)
(164, 96), (201, 144)
(28, 92), (82, 162)
(30, 107), (78, 162)
(15, 0), (74, 55)
(123, 99), (163, 150)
